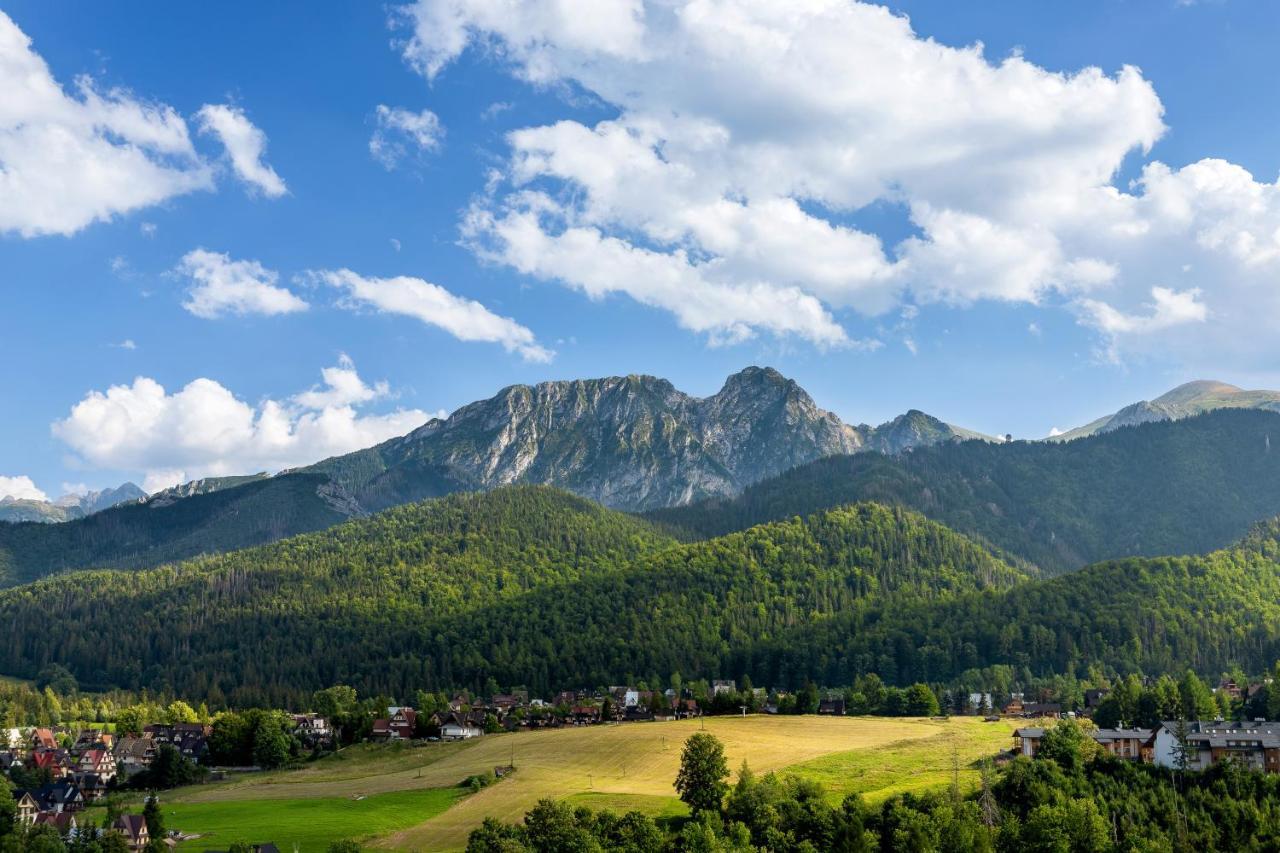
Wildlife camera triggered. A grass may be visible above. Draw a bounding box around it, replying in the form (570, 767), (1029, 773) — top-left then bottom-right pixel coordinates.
(161, 787), (465, 852)
(156, 716), (1020, 852)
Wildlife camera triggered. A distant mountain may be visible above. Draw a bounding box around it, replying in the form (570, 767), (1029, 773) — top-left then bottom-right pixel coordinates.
(1051, 379), (1280, 441)
(0, 367), (977, 583)
(0, 482), (145, 524)
(300, 366), (978, 513)
(650, 407), (1280, 574)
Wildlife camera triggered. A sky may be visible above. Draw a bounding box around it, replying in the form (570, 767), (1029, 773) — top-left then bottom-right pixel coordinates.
(4, 0), (1280, 500)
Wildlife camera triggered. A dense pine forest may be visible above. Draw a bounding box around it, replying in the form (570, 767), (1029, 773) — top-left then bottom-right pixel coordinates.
(0, 488), (1023, 705)
(649, 408), (1280, 573)
(6, 477), (1280, 707)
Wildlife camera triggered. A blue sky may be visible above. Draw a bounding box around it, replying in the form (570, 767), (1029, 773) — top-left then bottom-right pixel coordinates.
(3, 0), (1280, 498)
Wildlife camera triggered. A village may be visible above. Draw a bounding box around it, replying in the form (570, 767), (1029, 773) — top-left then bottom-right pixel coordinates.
(5, 673), (1280, 848)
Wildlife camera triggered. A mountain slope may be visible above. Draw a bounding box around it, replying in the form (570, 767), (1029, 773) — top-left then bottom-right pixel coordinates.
(649, 408), (1280, 573)
(0, 473), (349, 586)
(0, 488), (1019, 704)
(1052, 379), (1280, 441)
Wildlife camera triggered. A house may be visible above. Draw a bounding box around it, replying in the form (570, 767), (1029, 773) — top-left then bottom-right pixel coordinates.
(1020, 703), (1063, 719)
(1002, 696), (1024, 716)
(553, 691), (577, 708)
(13, 791), (40, 825)
(77, 748), (117, 782)
(1092, 728), (1154, 761)
(31, 728), (57, 751)
(712, 680), (737, 697)
(29, 748), (72, 779)
(72, 730), (110, 754)
(112, 814), (149, 852)
(570, 705), (601, 725)
(1, 728), (23, 750)
(967, 693), (994, 714)
(34, 811), (77, 837)
(1217, 680), (1244, 702)
(1013, 727), (1044, 758)
(1083, 689), (1110, 711)
(1151, 720), (1280, 773)
(372, 707), (417, 740)
(609, 687), (640, 708)
(0, 751), (20, 772)
(675, 699), (701, 719)
(490, 695), (521, 713)
(818, 698), (846, 716)
(114, 736), (156, 776)
(291, 714), (333, 747)
(71, 772), (108, 803)
(32, 781), (84, 814)
(440, 715), (483, 740)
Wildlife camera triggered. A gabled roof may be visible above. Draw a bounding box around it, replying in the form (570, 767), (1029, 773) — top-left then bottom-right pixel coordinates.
(113, 814), (147, 840)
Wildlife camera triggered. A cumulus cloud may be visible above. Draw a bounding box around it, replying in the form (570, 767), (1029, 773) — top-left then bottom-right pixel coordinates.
(318, 267), (554, 362)
(0, 475), (47, 502)
(176, 248), (309, 319)
(196, 104), (287, 197)
(0, 11), (213, 237)
(51, 358), (429, 493)
(370, 105), (444, 169)
(392, 0), (1280, 366)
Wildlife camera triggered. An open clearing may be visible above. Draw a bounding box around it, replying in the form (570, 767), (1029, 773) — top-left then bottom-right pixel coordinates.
(160, 715), (1019, 852)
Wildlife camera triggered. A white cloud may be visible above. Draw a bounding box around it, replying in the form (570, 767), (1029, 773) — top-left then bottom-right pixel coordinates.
(114, 339), (138, 350)
(0, 11), (213, 237)
(52, 358), (428, 492)
(390, 238), (402, 252)
(1048, 427), (1064, 437)
(370, 105), (444, 169)
(196, 104), (287, 198)
(318, 267), (555, 362)
(175, 248), (309, 319)
(0, 475), (47, 502)
(140, 222), (157, 237)
(393, 0), (1280, 367)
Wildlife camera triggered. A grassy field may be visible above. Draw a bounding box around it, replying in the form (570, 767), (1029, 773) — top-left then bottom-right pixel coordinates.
(157, 715), (1019, 852)
(162, 788), (465, 851)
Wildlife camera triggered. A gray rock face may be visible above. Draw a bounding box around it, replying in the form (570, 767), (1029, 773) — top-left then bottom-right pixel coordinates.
(309, 366), (970, 512)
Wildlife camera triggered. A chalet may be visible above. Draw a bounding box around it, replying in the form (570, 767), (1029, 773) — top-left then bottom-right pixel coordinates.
(112, 814), (149, 852)
(440, 715), (483, 740)
(371, 707), (417, 740)
(675, 699), (701, 719)
(13, 791), (40, 825)
(448, 695), (469, 712)
(490, 695), (521, 713)
(114, 736), (156, 776)
(31, 728), (57, 751)
(30, 748), (72, 779)
(71, 772), (108, 803)
(32, 781), (84, 814)
(818, 698), (846, 716)
(1013, 727), (1044, 757)
(1, 728), (23, 750)
(1092, 728), (1154, 761)
(609, 687), (640, 708)
(72, 730), (112, 754)
(291, 714), (333, 747)
(1217, 680), (1244, 702)
(553, 691), (577, 708)
(570, 705), (601, 725)
(77, 748), (117, 781)
(1002, 696), (1025, 716)
(1023, 703), (1063, 719)
(1151, 720), (1280, 773)
(0, 751), (19, 772)
(34, 811), (77, 838)
(712, 680), (737, 697)
(967, 693), (994, 714)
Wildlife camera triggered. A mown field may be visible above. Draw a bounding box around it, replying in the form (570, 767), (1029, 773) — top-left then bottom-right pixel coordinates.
(153, 715), (1020, 852)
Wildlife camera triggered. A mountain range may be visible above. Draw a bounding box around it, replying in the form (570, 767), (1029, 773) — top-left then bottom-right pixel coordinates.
(5, 367), (1280, 587)
(1050, 379), (1280, 441)
(0, 482), (145, 524)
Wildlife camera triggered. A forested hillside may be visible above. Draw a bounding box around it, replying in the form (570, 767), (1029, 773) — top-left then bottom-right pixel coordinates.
(0, 488), (1021, 705)
(0, 473), (349, 586)
(650, 408), (1280, 573)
